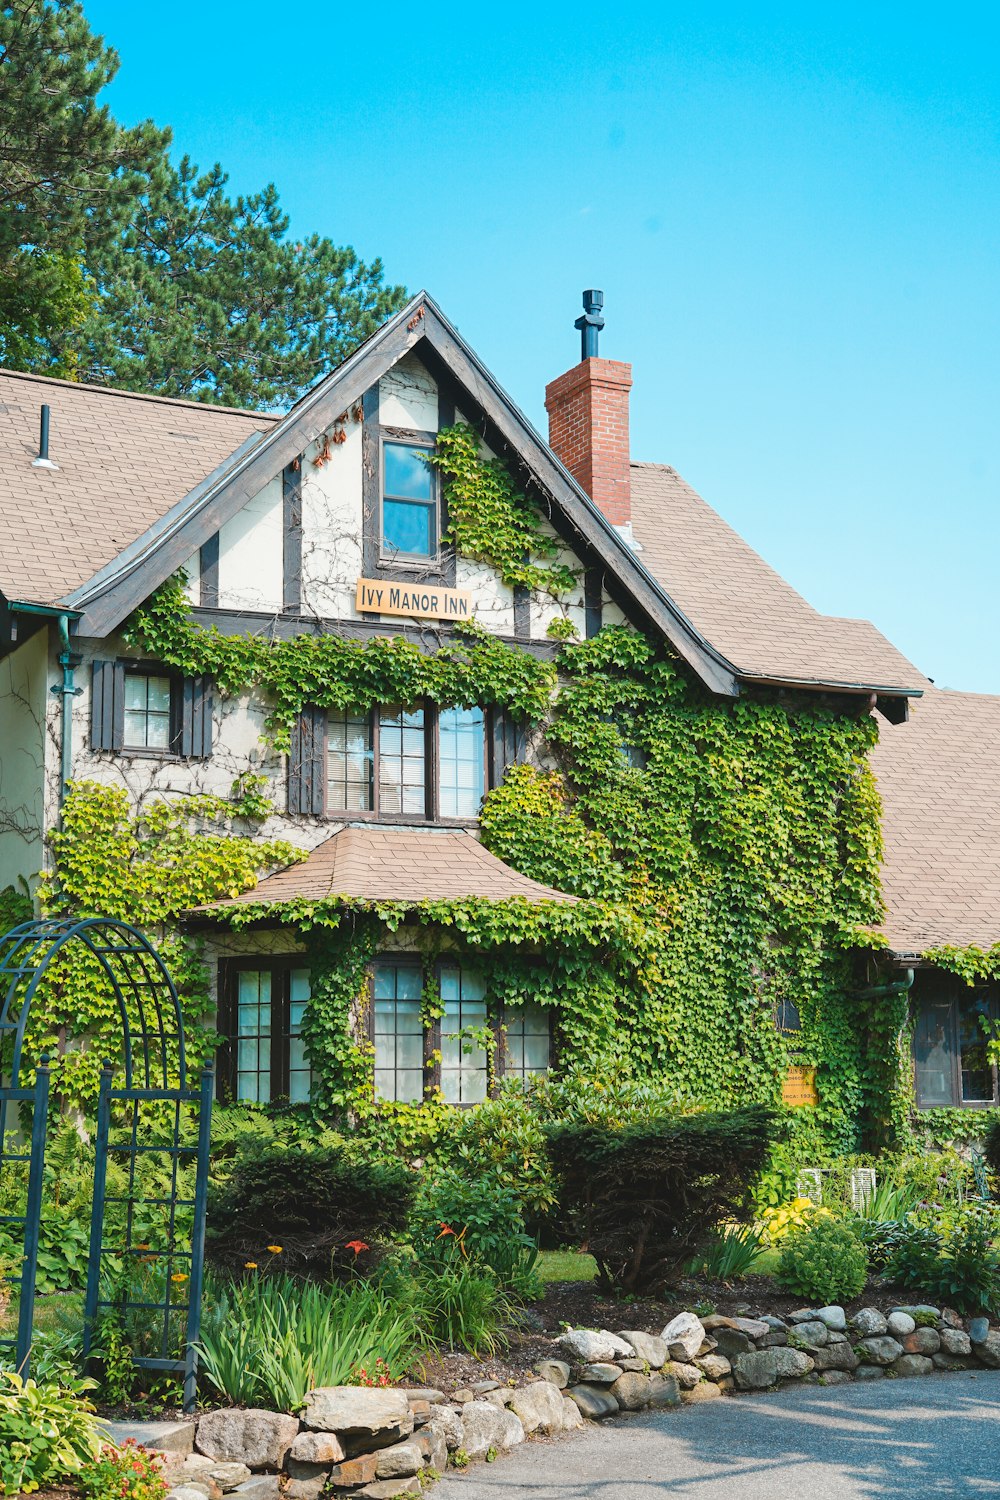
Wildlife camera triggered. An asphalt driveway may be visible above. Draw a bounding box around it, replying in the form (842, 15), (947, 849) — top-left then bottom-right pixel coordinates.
(434, 1369), (1000, 1498)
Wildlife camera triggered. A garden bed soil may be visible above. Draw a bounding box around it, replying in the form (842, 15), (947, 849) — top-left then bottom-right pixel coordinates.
(402, 1274), (945, 1392)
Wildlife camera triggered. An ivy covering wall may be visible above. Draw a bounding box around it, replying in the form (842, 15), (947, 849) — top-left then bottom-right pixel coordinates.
(5, 424), (906, 1148)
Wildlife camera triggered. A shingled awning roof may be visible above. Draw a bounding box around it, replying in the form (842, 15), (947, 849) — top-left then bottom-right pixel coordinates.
(0, 368), (276, 607)
(195, 825), (578, 914)
(870, 688), (1000, 955)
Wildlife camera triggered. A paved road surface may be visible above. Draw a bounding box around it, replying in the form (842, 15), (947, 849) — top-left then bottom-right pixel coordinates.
(434, 1369), (1000, 1498)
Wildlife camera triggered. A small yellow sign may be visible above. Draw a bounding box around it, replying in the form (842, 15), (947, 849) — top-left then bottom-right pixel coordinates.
(782, 1065), (818, 1108)
(355, 577), (472, 622)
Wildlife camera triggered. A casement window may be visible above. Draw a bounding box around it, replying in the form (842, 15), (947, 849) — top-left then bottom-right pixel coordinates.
(91, 660), (213, 758)
(913, 983), (999, 1109)
(440, 963), (489, 1104)
(502, 1001), (551, 1085)
(218, 959), (312, 1105)
(291, 703), (523, 820)
(372, 960), (424, 1104)
(369, 957), (551, 1107)
(381, 441), (437, 560)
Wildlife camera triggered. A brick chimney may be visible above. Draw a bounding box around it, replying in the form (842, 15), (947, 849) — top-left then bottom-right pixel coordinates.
(545, 290), (633, 529)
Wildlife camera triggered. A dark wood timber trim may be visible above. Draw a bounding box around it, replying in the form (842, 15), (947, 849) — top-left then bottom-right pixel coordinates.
(282, 461), (303, 612)
(585, 566), (603, 638)
(188, 607), (561, 659)
(199, 533), (219, 610)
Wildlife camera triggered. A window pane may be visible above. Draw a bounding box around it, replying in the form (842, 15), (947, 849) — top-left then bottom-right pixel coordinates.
(378, 706), (426, 816)
(440, 964), (488, 1104)
(384, 443), (434, 499)
(372, 963), (425, 1103)
(382, 499), (434, 557)
(122, 672), (172, 749)
(959, 993), (995, 1103)
(504, 1002), (550, 1083)
(235, 968), (271, 1104)
(439, 706), (485, 819)
(328, 711), (373, 810)
(913, 1000), (955, 1107)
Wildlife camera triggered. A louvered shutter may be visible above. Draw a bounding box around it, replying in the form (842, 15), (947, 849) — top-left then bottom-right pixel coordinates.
(288, 705), (327, 815)
(488, 709), (527, 788)
(180, 675), (214, 759)
(90, 660), (125, 751)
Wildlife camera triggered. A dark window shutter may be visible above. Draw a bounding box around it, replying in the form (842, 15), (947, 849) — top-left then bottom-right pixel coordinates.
(488, 709), (527, 789)
(90, 660), (125, 751)
(180, 675), (214, 759)
(289, 705), (327, 815)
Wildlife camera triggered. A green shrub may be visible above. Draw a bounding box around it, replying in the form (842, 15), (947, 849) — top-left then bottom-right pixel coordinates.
(206, 1138), (416, 1275)
(0, 1372), (103, 1496)
(197, 1271), (423, 1409)
(430, 1083), (557, 1222)
(546, 1100), (778, 1294)
(882, 1208), (1000, 1314)
(776, 1218), (868, 1304)
(410, 1167), (540, 1297)
(984, 1117), (1000, 1191)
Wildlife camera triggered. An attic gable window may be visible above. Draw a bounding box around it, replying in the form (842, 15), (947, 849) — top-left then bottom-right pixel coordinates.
(381, 441), (437, 560)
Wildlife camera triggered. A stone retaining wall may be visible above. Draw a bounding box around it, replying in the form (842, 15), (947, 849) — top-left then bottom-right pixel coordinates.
(150, 1305), (1000, 1499)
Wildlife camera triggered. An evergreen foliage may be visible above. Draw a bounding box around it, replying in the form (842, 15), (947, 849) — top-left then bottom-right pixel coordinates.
(0, 1), (406, 403)
(206, 1136), (417, 1276)
(546, 1101), (778, 1294)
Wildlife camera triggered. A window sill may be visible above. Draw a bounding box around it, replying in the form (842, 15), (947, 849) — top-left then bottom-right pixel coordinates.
(326, 811), (481, 830)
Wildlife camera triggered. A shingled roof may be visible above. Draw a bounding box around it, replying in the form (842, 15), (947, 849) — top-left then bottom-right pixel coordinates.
(870, 688), (1000, 956)
(197, 825), (578, 912)
(0, 368), (276, 607)
(630, 463), (928, 693)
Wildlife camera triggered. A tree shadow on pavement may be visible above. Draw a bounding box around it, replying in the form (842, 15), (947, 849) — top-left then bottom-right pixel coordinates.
(434, 1372), (1000, 1498)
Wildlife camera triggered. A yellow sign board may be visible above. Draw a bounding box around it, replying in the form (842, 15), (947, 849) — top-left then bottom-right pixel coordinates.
(782, 1065), (818, 1108)
(355, 577), (473, 622)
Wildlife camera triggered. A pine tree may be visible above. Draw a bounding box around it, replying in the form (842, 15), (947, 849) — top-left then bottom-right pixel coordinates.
(0, 0), (406, 406)
(75, 155), (406, 409)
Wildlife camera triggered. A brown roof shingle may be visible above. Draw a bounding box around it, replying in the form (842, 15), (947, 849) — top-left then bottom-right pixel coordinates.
(200, 824), (578, 910)
(0, 368), (276, 606)
(630, 463), (928, 692)
(871, 688), (1000, 954)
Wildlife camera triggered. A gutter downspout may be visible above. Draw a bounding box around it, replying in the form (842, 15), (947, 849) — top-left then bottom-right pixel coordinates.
(855, 969), (915, 1001)
(54, 614), (81, 818)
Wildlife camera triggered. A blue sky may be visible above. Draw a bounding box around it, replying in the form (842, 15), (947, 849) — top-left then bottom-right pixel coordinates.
(89, 2), (1000, 692)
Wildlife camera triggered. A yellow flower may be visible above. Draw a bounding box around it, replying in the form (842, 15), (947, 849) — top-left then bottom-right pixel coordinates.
(244, 1261), (258, 1270)
(267, 1244), (283, 1255)
(171, 1273), (188, 1284)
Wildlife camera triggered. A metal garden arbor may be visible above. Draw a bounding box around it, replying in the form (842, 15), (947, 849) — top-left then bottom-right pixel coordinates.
(0, 918), (213, 1408)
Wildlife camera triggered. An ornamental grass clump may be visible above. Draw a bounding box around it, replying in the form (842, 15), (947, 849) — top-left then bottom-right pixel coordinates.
(776, 1217), (869, 1305)
(206, 1137), (415, 1276)
(197, 1272), (424, 1410)
(545, 1098), (778, 1295)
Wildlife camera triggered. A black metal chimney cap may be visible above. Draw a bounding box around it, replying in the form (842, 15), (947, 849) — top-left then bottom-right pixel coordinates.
(574, 288), (605, 359)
